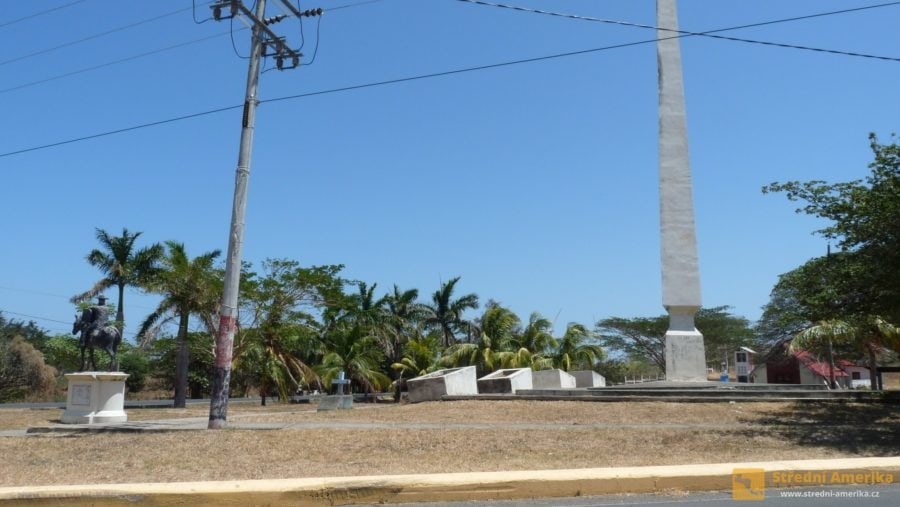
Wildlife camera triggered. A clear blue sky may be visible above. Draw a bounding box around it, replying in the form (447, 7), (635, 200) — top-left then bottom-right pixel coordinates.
(1, 0), (897, 342)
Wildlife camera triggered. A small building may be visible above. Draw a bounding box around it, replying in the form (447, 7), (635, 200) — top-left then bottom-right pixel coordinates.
(751, 350), (850, 388)
(734, 347), (756, 383)
(837, 359), (872, 389)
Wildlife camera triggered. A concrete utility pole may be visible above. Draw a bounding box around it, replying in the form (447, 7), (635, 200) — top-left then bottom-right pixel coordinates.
(206, 0), (319, 429)
(657, 0), (707, 382)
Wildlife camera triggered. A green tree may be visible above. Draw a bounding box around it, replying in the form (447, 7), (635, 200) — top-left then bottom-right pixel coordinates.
(138, 241), (221, 408)
(554, 323), (605, 372)
(318, 316), (390, 393)
(596, 306), (756, 373)
(425, 276), (479, 347)
(382, 285), (428, 370)
(791, 317), (900, 389)
(71, 228), (163, 333)
(764, 134), (900, 322)
(441, 301), (523, 374)
(0, 314), (52, 350)
(232, 259), (345, 401)
(392, 334), (442, 380)
(147, 333), (215, 399)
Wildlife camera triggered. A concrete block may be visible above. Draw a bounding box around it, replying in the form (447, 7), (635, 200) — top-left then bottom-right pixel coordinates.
(316, 395), (353, 411)
(477, 368), (533, 394)
(572, 370), (606, 388)
(531, 369), (577, 389)
(61, 372), (128, 424)
(407, 366), (477, 403)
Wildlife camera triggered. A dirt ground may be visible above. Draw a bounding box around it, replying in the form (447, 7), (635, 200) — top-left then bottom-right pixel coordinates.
(1, 400), (897, 487)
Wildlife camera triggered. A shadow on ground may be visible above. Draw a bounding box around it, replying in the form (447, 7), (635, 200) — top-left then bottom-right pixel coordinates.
(735, 402), (900, 455)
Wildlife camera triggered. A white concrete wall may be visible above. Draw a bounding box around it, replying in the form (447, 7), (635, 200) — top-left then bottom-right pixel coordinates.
(477, 368), (533, 394)
(532, 369), (577, 389)
(572, 370), (606, 388)
(407, 366), (477, 403)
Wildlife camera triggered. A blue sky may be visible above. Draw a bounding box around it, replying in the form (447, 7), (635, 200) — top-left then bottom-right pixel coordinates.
(1, 0), (898, 342)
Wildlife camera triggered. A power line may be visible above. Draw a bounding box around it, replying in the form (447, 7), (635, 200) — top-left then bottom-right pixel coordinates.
(0, 285), (156, 311)
(0, 309), (141, 338)
(455, 0), (900, 63)
(2, 3), (896, 159)
(0, 0), (383, 94)
(0, 309), (74, 326)
(0, 0), (88, 30)
(0, 103), (243, 158)
(0, 31), (234, 95)
(0, 4), (210, 68)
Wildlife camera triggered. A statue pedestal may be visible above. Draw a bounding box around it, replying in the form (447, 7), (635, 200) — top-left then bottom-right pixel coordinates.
(61, 372), (129, 424)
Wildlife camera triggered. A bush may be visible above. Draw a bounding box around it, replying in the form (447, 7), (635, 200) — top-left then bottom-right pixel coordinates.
(118, 345), (150, 393)
(0, 336), (57, 402)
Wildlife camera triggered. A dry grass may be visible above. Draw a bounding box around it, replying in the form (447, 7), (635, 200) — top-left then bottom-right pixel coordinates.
(1, 400), (898, 488)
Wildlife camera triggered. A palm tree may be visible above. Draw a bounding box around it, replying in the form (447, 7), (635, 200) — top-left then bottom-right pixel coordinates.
(792, 317), (900, 389)
(138, 241), (221, 408)
(509, 312), (557, 369)
(234, 322), (319, 405)
(72, 227), (163, 333)
(383, 285), (428, 367)
(425, 276), (479, 347)
(554, 323), (605, 372)
(441, 301), (518, 375)
(318, 317), (391, 393)
(392, 334), (442, 379)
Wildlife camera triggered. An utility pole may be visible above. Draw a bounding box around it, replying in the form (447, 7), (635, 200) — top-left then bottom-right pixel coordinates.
(206, 0), (321, 430)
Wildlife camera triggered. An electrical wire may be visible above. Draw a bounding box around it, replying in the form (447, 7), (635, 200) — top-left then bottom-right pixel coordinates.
(193, 0), (214, 24)
(0, 31), (235, 95)
(0, 0), (88, 30)
(0, 285), (156, 311)
(230, 16), (250, 58)
(456, 0), (900, 63)
(1, 309), (77, 326)
(0, 4), (206, 67)
(0, 0), (380, 92)
(306, 13), (323, 65)
(1, 2), (895, 159)
(1, 308), (141, 338)
(328, 0), (385, 12)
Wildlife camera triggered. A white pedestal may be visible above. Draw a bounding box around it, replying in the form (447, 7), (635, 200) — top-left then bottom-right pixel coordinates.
(61, 372), (129, 424)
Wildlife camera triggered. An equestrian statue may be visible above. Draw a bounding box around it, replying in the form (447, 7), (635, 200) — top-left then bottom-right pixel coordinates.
(72, 295), (122, 371)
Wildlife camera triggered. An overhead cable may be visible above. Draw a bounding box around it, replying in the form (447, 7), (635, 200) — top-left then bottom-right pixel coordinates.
(2, 3), (896, 159)
(0, 0), (88, 31)
(455, 0), (900, 63)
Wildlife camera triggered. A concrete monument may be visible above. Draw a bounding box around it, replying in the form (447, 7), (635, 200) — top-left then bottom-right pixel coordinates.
(60, 371), (128, 424)
(657, 0), (707, 381)
(477, 368), (532, 394)
(407, 366), (477, 403)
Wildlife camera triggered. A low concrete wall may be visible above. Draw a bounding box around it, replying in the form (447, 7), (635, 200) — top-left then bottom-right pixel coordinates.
(532, 369), (576, 389)
(478, 368), (532, 394)
(3, 457), (898, 506)
(407, 366), (477, 403)
(572, 370), (606, 388)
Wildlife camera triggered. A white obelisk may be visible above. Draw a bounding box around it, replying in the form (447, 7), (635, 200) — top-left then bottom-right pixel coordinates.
(657, 0), (707, 381)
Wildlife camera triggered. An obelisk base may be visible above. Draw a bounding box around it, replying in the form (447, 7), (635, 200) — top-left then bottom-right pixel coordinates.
(61, 372), (129, 424)
(664, 307), (707, 382)
(665, 332), (707, 382)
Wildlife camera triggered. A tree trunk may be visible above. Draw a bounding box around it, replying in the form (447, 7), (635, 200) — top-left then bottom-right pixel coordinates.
(826, 339), (837, 389)
(116, 283), (126, 334)
(868, 344), (879, 390)
(174, 311), (190, 408)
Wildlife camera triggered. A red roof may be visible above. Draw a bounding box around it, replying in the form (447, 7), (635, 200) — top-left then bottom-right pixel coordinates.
(793, 350), (849, 378)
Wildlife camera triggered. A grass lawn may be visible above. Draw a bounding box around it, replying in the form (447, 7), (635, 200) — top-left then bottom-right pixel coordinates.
(1, 400), (897, 487)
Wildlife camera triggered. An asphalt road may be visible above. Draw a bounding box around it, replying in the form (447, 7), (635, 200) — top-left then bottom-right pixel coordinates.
(381, 483), (900, 506)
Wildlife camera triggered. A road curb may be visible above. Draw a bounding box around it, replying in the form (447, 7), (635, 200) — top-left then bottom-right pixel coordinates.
(0, 457), (897, 505)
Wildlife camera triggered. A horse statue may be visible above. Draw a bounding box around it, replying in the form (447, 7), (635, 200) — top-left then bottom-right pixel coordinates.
(72, 308), (122, 371)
